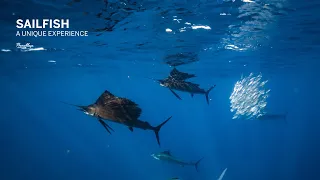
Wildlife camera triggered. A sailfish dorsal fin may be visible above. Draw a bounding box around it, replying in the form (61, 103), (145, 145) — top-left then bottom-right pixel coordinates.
(169, 67), (196, 80)
(95, 90), (115, 105)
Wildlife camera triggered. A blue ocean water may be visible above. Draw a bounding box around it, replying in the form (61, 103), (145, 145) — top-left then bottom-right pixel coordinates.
(0, 0), (319, 180)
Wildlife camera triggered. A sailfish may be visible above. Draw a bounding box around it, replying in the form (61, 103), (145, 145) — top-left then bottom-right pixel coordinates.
(61, 90), (172, 146)
(151, 150), (204, 172)
(152, 67), (216, 104)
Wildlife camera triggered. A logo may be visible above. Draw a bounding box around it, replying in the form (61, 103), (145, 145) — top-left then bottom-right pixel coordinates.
(15, 19), (89, 37)
(16, 43), (34, 49)
(16, 19), (69, 29)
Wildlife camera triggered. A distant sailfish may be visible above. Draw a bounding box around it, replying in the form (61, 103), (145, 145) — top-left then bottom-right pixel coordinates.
(257, 112), (288, 123)
(168, 168), (227, 180)
(150, 67), (216, 104)
(61, 90), (172, 146)
(169, 178), (180, 180)
(151, 150), (204, 172)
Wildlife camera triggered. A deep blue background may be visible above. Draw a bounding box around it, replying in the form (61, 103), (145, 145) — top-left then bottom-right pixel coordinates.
(0, 0), (319, 180)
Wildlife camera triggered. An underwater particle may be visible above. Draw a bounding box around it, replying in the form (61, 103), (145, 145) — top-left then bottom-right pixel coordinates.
(1, 49), (11, 52)
(191, 25), (211, 30)
(66, 149), (70, 154)
(179, 27), (186, 32)
(48, 60), (56, 63)
(173, 18), (182, 23)
(242, 0), (255, 2)
(220, 13), (231, 16)
(263, 4), (270, 9)
(229, 73), (270, 120)
(166, 28), (173, 32)
(128, 75), (130, 79)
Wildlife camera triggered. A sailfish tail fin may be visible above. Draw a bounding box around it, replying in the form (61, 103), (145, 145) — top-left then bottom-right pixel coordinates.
(205, 85), (216, 105)
(194, 157), (204, 172)
(153, 116), (172, 147)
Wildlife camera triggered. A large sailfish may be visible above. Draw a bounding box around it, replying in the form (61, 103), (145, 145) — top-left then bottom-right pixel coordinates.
(62, 90), (172, 146)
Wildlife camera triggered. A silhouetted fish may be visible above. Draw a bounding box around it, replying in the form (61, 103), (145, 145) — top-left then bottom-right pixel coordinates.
(62, 90), (172, 146)
(257, 112), (288, 123)
(153, 68), (216, 104)
(151, 150), (203, 172)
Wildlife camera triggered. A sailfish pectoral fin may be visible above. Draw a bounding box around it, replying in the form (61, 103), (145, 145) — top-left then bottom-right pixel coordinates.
(98, 119), (114, 134)
(169, 88), (182, 100)
(105, 123), (114, 132)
